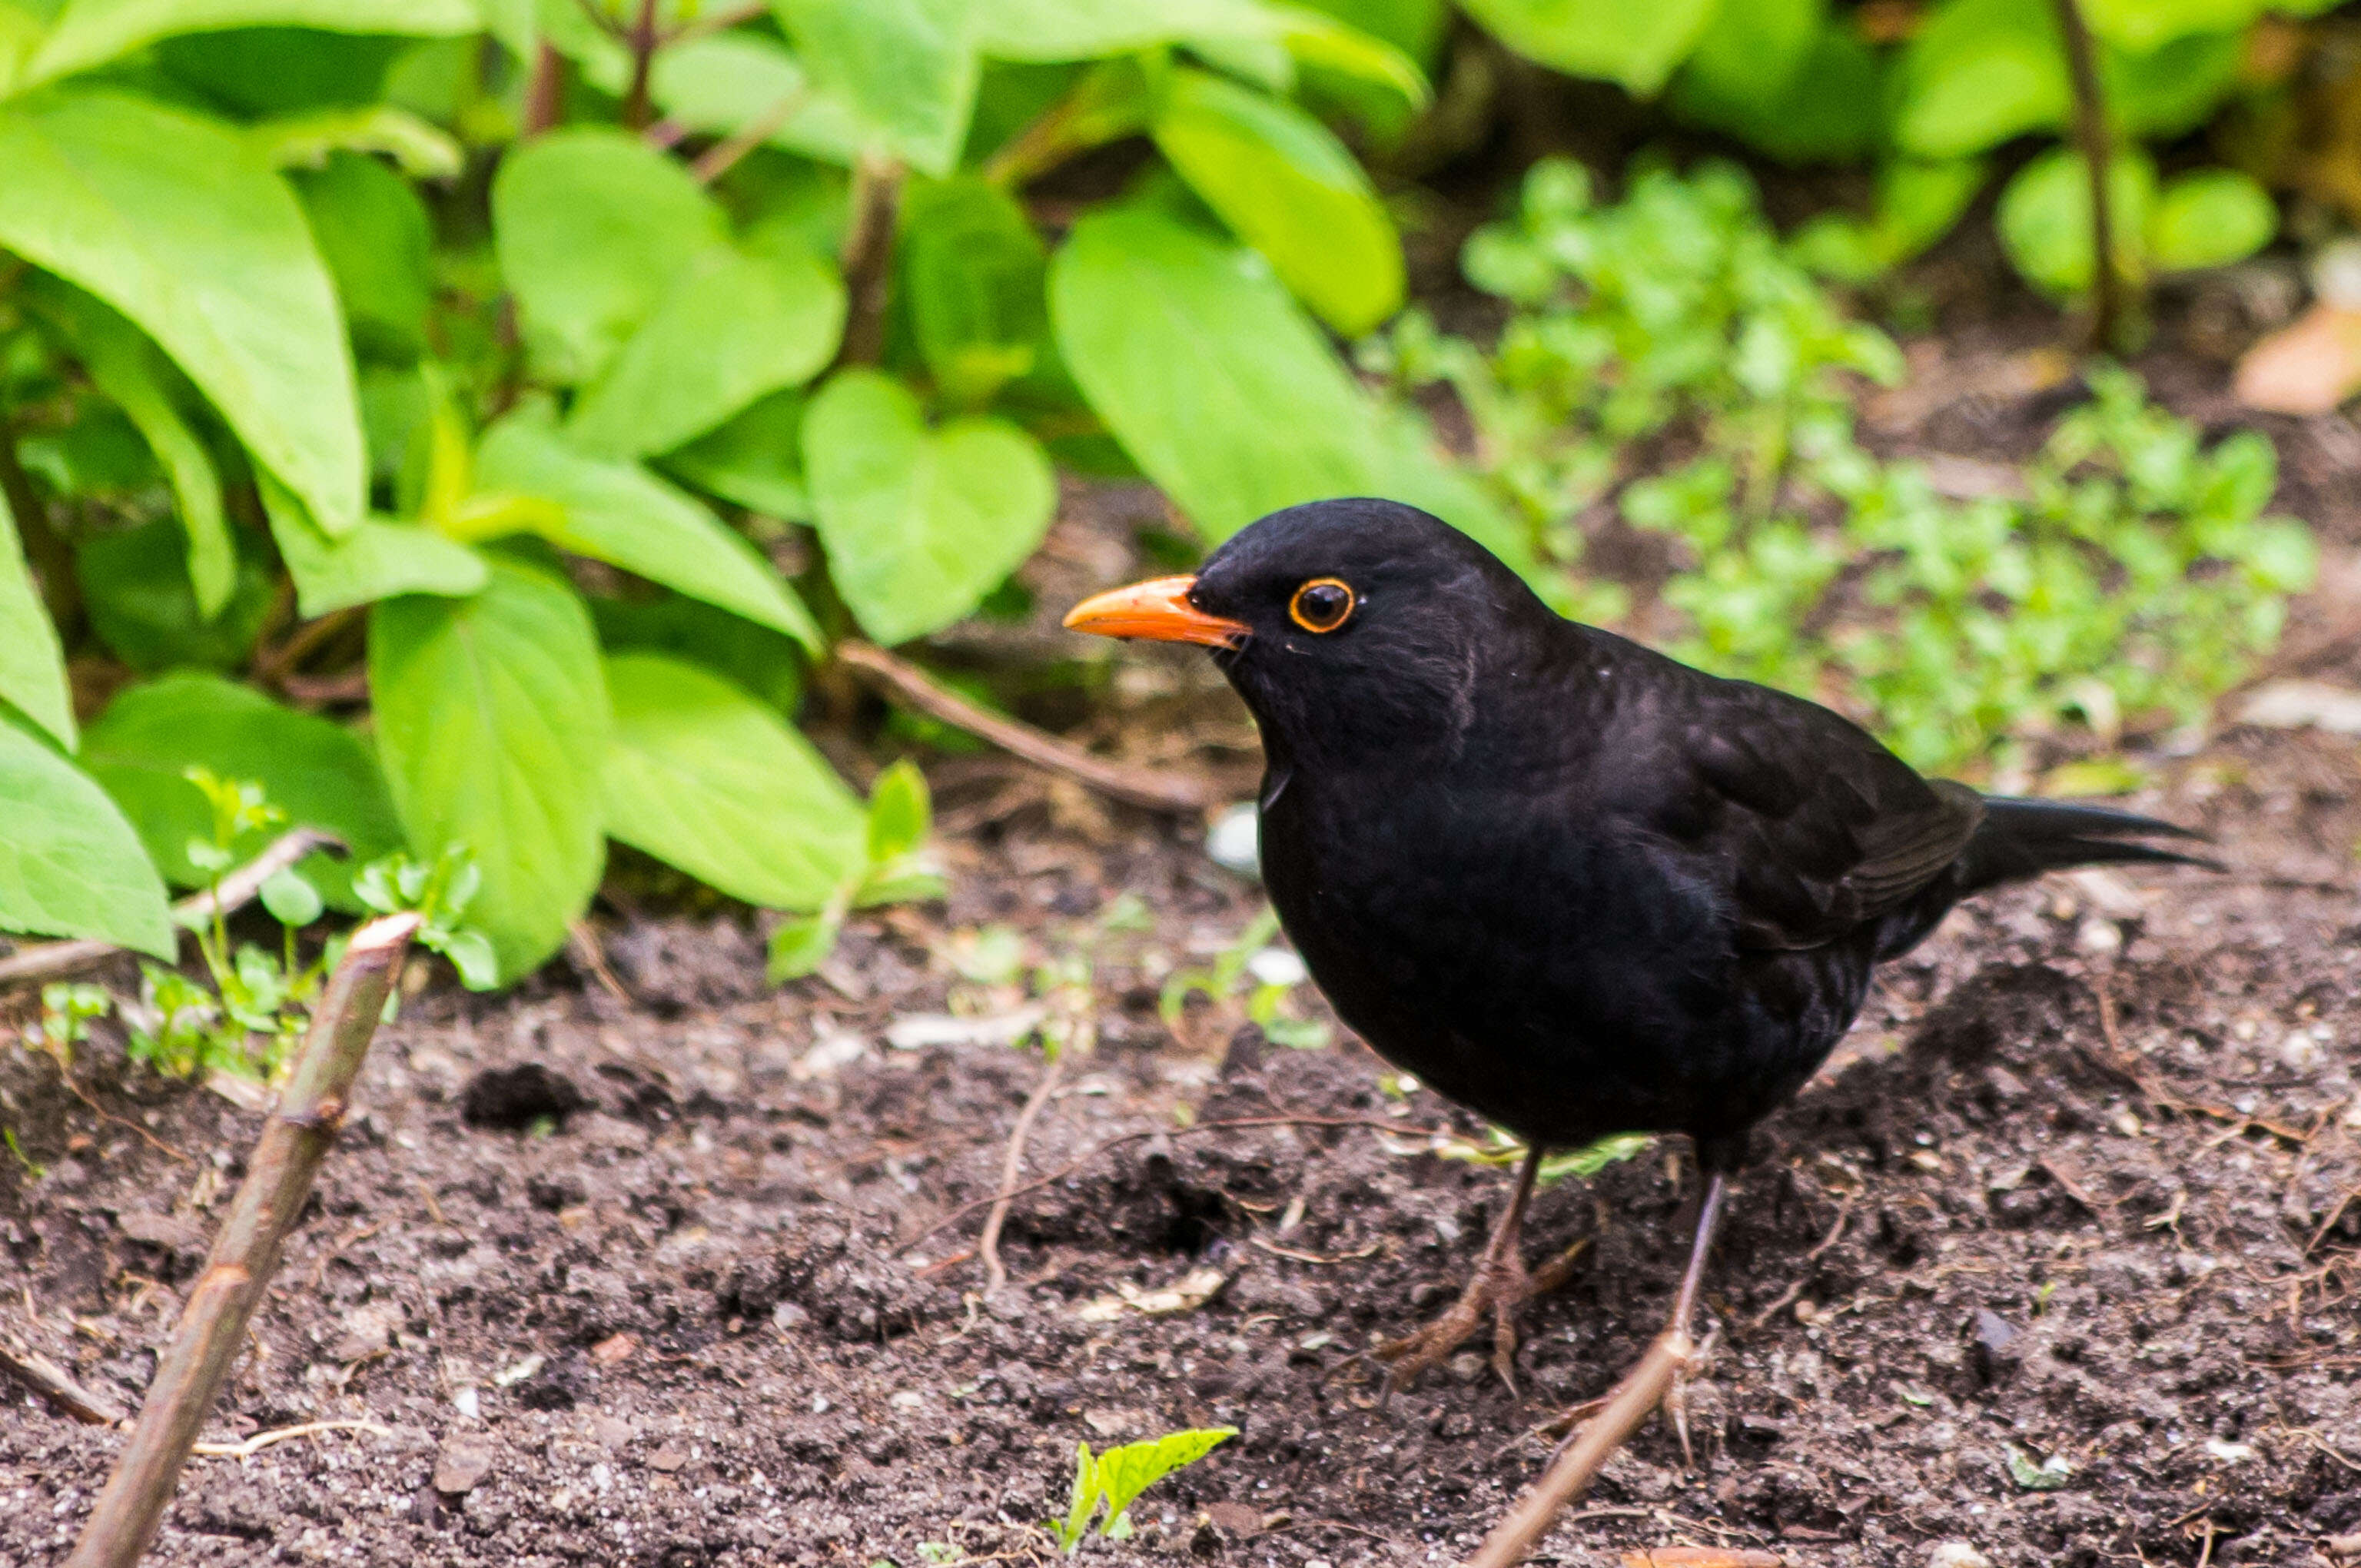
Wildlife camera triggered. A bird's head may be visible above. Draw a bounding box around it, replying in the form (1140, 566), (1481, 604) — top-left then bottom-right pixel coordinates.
(1063, 498), (1549, 766)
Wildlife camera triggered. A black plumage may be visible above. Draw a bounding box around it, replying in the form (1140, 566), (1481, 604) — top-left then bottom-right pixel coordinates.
(1066, 497), (2210, 1392)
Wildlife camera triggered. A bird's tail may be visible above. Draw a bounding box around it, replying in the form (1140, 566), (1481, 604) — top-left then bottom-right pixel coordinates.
(1957, 795), (2220, 895)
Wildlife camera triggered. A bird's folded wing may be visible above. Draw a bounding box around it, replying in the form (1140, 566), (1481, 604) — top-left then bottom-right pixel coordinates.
(1682, 691), (1984, 952)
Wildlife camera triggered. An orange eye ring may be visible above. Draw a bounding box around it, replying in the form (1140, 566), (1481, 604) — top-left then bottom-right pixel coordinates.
(1288, 577), (1356, 634)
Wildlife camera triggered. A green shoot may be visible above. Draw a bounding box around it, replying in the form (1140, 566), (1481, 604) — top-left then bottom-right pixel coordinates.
(1434, 1125), (1653, 1187)
(354, 844), (498, 990)
(1050, 1427), (1237, 1553)
(25, 982), (111, 1068)
(1158, 906), (1330, 1048)
(769, 760), (945, 983)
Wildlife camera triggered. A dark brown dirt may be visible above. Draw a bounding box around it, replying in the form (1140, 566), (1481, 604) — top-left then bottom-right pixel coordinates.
(11, 337), (2361, 1568)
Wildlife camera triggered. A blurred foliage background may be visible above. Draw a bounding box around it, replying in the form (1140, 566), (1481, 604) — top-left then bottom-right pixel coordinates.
(0, 0), (2345, 1045)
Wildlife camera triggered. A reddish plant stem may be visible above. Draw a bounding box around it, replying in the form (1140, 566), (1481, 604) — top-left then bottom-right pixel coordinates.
(2048, 0), (2126, 350)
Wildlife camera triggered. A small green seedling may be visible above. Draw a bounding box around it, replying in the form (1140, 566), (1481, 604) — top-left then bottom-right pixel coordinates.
(1159, 906), (1330, 1049)
(25, 982), (111, 1067)
(769, 761), (945, 983)
(1050, 1427), (1237, 1553)
(354, 844), (498, 991)
(1436, 1125), (1653, 1188)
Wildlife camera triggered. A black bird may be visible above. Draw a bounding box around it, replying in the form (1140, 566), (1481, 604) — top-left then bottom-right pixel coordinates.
(1066, 497), (2210, 1399)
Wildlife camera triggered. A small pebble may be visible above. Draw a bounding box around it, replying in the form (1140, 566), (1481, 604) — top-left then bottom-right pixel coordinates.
(2076, 916), (2122, 956)
(1206, 804), (1260, 876)
(1447, 1352), (1487, 1382)
(1927, 1545), (1991, 1568)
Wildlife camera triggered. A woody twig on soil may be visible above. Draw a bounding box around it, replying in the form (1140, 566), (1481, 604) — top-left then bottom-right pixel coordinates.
(978, 1045), (1066, 1296)
(61, 914), (418, 1568)
(835, 640), (1219, 813)
(0, 828), (338, 991)
(0, 1338), (127, 1427)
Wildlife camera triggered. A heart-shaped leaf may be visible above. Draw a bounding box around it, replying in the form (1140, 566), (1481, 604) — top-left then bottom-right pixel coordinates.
(0, 716), (172, 956)
(802, 368), (1054, 646)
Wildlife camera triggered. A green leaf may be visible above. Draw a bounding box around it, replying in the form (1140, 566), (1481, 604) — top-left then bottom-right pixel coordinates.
(1151, 66), (1402, 336)
(865, 758), (931, 863)
(802, 368), (1055, 646)
(566, 246), (845, 459)
(2147, 169), (2276, 274)
(1891, 0), (2067, 159)
(1670, 0), (1821, 124)
(0, 487), (75, 749)
(76, 515), (277, 672)
(292, 149), (433, 360)
(475, 412), (822, 652)
(649, 32), (865, 169)
(0, 716), (173, 957)
(1457, 0), (1716, 95)
(2107, 28), (2243, 139)
(260, 865), (325, 926)
(251, 105), (462, 180)
(261, 480), (487, 615)
(1090, 1429), (1237, 1533)
(765, 906), (842, 982)
(1049, 203), (1378, 540)
(900, 176), (1048, 408)
(2080, 0), (2266, 51)
(659, 390), (812, 521)
(368, 558), (611, 983)
(491, 128), (730, 385)
(975, 0), (1427, 108)
(20, 0), (477, 89)
(769, 0), (978, 176)
(603, 653), (865, 911)
(30, 281), (234, 617)
(1997, 148), (2157, 297)
(81, 669), (403, 888)
(0, 87), (366, 535)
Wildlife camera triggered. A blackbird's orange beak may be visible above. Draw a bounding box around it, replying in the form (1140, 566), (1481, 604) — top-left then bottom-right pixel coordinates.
(1062, 575), (1250, 649)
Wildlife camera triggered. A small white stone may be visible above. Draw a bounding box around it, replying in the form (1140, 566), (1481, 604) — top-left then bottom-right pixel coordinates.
(1927, 1544), (1991, 1568)
(2075, 916), (2123, 957)
(1205, 805), (1260, 876)
(1245, 947), (1307, 988)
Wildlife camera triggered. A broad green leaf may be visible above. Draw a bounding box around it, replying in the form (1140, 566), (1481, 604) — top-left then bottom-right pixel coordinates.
(0, 88), (365, 535)
(475, 413), (822, 652)
(865, 758), (930, 863)
(1457, 0), (1716, 95)
(973, 0), (1427, 107)
(1670, 0), (1820, 123)
(602, 653), (863, 911)
(1151, 67), (1402, 336)
(1050, 204), (1376, 540)
(21, 0), (477, 89)
(649, 32), (866, 168)
(293, 150), (433, 361)
(1891, 0), (2066, 158)
(77, 515), (277, 672)
(802, 369), (1055, 646)
(2080, 0), (2266, 51)
(567, 246), (845, 459)
(2107, 29), (2243, 140)
(0, 488), (74, 749)
(1998, 148), (2157, 297)
(770, 0), (977, 176)
(81, 670), (403, 889)
(592, 592), (809, 713)
(32, 281), (233, 617)
(900, 177), (1048, 407)
(1091, 1429), (1237, 1530)
(660, 390), (812, 521)
(2148, 169), (2276, 273)
(491, 128), (729, 384)
(0, 716), (172, 957)
(262, 480), (487, 615)
(1675, 21), (1878, 164)
(368, 558), (610, 982)
(251, 105), (462, 179)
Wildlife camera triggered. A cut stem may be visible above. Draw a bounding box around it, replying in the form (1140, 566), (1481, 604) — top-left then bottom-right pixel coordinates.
(61, 915), (420, 1568)
(2048, 0), (2126, 350)
(621, 0), (661, 131)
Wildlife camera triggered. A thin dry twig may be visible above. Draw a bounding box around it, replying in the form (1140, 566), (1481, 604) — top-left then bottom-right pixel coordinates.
(1466, 1329), (1697, 1568)
(835, 641), (1218, 813)
(189, 1418), (388, 1460)
(0, 1340), (127, 1426)
(979, 1049), (1067, 1296)
(61, 915), (418, 1568)
(0, 829), (339, 991)
(898, 1114), (1457, 1257)
(691, 85), (810, 184)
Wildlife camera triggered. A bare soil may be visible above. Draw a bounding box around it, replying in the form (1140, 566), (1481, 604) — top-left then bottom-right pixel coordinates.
(10, 320), (2361, 1568)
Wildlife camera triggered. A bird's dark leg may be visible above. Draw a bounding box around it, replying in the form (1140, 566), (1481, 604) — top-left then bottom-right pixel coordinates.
(1376, 1144), (1579, 1396)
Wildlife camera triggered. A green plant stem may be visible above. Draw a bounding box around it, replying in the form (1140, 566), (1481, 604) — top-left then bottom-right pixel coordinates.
(690, 85), (809, 184)
(833, 153), (906, 368)
(61, 914), (418, 1568)
(2047, 0), (2124, 350)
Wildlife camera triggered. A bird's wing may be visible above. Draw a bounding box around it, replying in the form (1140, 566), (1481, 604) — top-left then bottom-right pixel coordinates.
(1645, 679), (1984, 952)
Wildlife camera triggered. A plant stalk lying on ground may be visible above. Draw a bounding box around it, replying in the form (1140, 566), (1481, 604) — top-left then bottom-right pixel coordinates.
(61, 914), (417, 1568)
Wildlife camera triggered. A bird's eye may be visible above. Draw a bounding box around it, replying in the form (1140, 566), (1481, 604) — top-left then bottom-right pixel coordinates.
(1288, 577), (1356, 633)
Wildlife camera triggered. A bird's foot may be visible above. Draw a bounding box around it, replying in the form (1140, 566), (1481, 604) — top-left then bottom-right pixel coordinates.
(1374, 1233), (1589, 1397)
